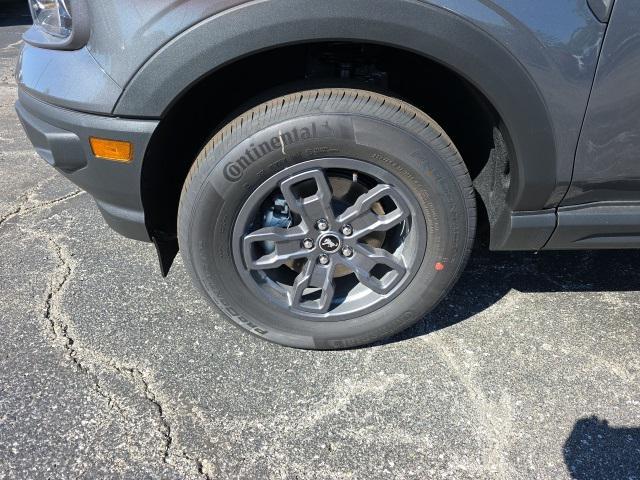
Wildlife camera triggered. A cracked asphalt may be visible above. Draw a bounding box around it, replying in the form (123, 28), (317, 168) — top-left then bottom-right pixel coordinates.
(1, 9), (639, 480)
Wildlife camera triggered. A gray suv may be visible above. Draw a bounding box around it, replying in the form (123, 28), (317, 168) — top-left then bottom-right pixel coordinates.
(15, 0), (639, 348)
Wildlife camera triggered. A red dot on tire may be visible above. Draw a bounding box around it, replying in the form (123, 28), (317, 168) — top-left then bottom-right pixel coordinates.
(435, 262), (445, 271)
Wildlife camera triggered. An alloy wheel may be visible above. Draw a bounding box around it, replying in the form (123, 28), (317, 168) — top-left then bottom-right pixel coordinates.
(232, 158), (427, 321)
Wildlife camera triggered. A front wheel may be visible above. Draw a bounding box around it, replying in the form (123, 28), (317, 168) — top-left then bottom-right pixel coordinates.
(178, 88), (475, 349)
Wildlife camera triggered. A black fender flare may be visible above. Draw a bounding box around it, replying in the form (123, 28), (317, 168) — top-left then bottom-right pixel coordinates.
(114, 0), (556, 213)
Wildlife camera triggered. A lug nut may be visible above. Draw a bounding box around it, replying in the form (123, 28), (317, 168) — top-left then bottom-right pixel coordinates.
(316, 218), (329, 231)
(341, 224), (353, 236)
(318, 254), (330, 265)
(303, 238), (314, 249)
(341, 246), (354, 258)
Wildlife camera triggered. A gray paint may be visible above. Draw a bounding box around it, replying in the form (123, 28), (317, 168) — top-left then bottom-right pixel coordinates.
(17, 0), (640, 251)
(16, 44), (121, 114)
(84, 0), (247, 88)
(112, 0), (604, 216)
(587, 0), (615, 22)
(19, 0), (605, 215)
(563, 0), (640, 205)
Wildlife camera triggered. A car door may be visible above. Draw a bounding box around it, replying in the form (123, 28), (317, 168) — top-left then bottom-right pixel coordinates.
(546, 0), (640, 248)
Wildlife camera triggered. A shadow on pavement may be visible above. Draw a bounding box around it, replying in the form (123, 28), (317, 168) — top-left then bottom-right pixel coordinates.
(384, 245), (640, 344)
(563, 416), (640, 480)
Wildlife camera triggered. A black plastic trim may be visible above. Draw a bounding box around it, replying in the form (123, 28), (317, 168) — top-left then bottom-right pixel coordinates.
(545, 201), (640, 249)
(490, 209), (557, 251)
(15, 89), (158, 242)
(16, 107), (86, 173)
(151, 233), (179, 278)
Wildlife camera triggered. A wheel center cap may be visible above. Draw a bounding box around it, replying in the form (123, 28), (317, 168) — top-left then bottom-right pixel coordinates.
(318, 233), (341, 253)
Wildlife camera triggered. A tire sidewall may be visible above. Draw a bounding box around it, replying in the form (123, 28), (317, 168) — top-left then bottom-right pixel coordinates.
(181, 112), (472, 349)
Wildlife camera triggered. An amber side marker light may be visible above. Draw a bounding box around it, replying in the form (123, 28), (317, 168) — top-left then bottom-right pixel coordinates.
(89, 137), (133, 163)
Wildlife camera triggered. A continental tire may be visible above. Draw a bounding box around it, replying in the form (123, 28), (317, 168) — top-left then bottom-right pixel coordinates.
(178, 88), (476, 349)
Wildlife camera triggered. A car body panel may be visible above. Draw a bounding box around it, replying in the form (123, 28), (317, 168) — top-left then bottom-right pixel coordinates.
(543, 0), (640, 250)
(16, 44), (121, 114)
(587, 0), (615, 22)
(85, 0), (247, 89)
(112, 0), (604, 219)
(19, 0), (640, 254)
(563, 0), (640, 205)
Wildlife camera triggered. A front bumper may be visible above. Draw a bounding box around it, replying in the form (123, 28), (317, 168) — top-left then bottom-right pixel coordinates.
(15, 89), (159, 241)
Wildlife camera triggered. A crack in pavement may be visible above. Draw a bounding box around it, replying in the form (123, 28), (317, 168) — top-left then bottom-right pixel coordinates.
(109, 364), (174, 463)
(25, 226), (212, 479)
(108, 364), (214, 479)
(38, 231), (131, 421)
(0, 189), (84, 229)
(423, 334), (512, 479)
(422, 334), (514, 480)
(1, 39), (23, 51)
(210, 368), (409, 477)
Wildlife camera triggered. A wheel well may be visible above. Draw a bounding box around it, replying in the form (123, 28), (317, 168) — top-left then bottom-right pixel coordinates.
(142, 42), (507, 248)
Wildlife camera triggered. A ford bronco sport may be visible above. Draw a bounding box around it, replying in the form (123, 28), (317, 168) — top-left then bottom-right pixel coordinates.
(16, 0), (639, 348)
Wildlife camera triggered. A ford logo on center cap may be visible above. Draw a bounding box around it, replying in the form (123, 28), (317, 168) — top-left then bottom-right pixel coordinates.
(319, 234), (341, 253)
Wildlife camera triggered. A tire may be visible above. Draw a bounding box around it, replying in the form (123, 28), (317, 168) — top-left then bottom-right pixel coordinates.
(178, 88), (475, 349)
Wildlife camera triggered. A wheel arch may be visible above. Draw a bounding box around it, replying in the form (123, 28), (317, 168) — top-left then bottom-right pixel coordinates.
(126, 0), (559, 272)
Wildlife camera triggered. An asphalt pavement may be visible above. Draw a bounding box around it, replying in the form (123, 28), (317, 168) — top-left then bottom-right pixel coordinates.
(1, 7), (639, 480)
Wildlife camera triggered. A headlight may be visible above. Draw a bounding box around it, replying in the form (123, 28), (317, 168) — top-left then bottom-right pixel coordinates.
(29, 0), (73, 39)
